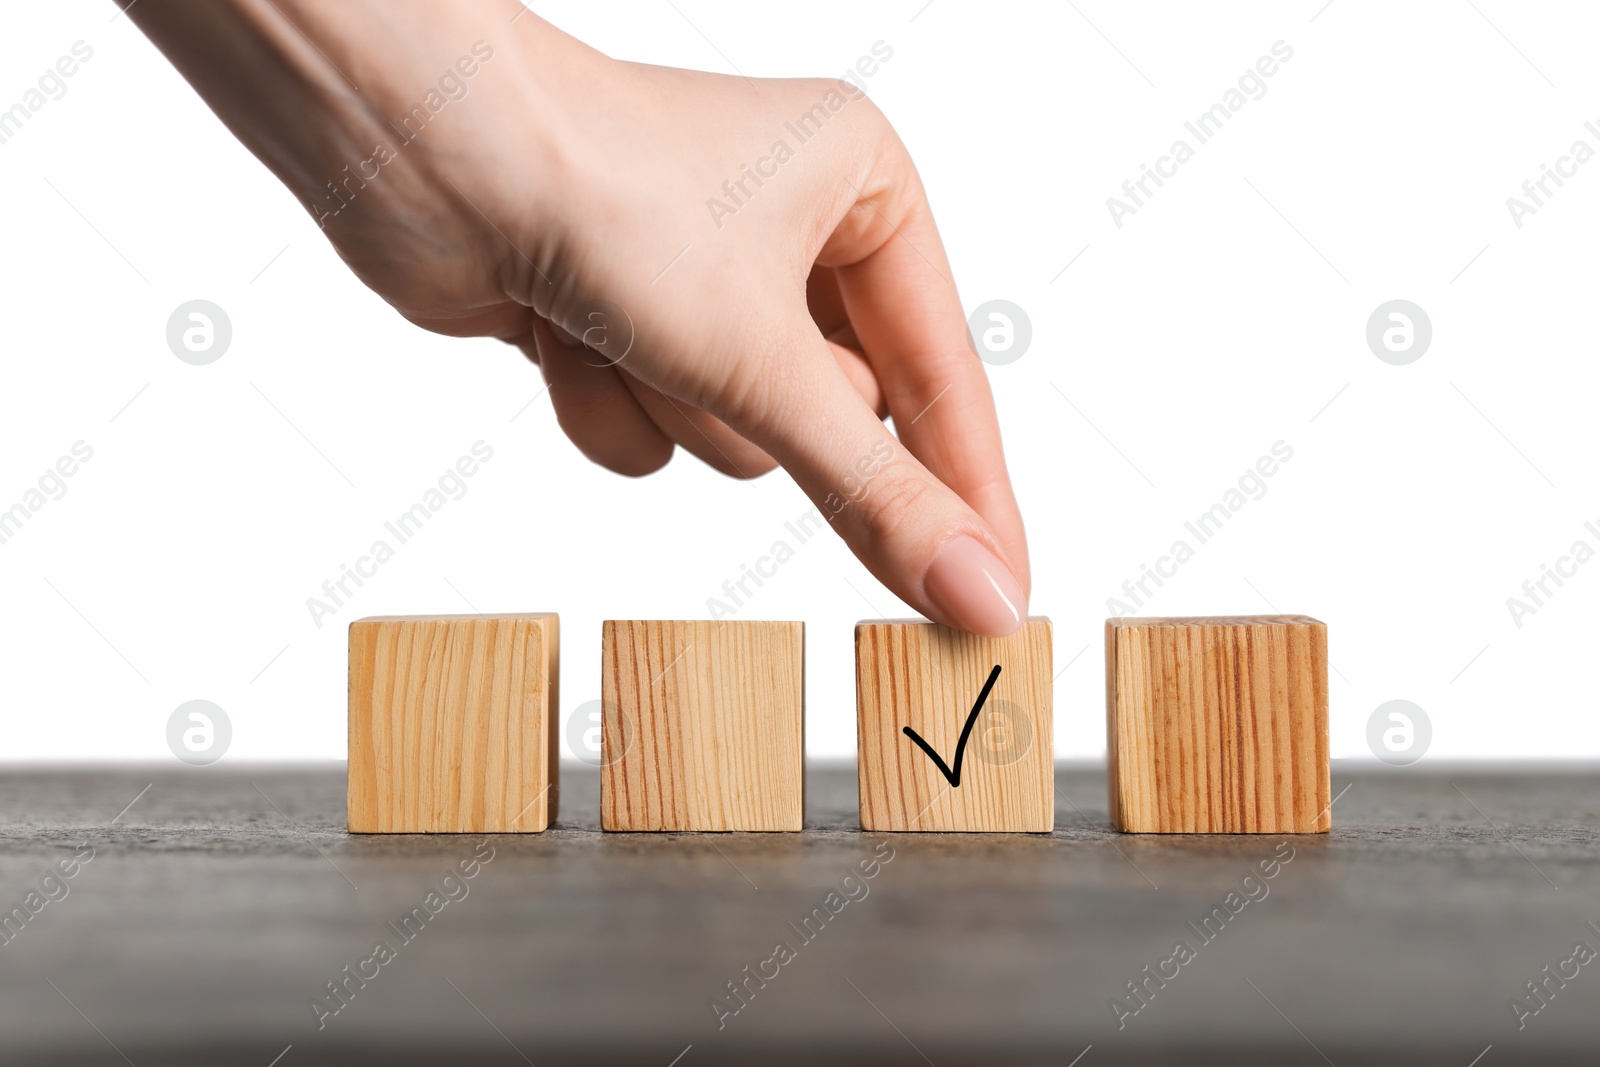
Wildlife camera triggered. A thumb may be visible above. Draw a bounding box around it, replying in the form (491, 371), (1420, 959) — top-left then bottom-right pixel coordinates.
(717, 322), (1027, 636)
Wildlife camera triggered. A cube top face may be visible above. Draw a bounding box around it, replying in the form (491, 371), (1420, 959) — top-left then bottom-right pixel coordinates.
(856, 618), (1053, 833)
(348, 614), (558, 834)
(1110, 615), (1322, 629)
(1106, 615), (1329, 835)
(356, 613), (557, 623)
(601, 620), (804, 832)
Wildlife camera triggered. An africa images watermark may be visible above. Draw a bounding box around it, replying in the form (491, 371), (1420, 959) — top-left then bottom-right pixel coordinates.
(309, 840), (496, 1029)
(706, 437), (894, 620)
(0, 40), (94, 148)
(1106, 40), (1294, 228)
(305, 441), (495, 628)
(1106, 440), (1295, 616)
(1109, 841), (1297, 1029)
(0, 440), (94, 549)
(1508, 919), (1600, 1030)
(1504, 120), (1600, 229)
(705, 41), (894, 229)
(0, 843), (96, 950)
(709, 841), (896, 1030)
(1504, 519), (1600, 629)
(306, 41), (494, 229)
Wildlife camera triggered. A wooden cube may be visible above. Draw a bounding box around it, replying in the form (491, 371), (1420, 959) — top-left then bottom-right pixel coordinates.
(601, 620), (803, 832)
(1106, 615), (1329, 834)
(857, 618), (1053, 832)
(348, 614), (558, 833)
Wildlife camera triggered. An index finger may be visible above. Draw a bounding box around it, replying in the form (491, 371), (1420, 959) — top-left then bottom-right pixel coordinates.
(823, 166), (1031, 594)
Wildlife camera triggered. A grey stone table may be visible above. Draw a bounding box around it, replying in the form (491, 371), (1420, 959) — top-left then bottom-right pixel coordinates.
(1, 762), (1597, 1065)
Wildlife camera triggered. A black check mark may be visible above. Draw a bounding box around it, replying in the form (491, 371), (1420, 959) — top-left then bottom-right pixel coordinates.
(901, 664), (1002, 788)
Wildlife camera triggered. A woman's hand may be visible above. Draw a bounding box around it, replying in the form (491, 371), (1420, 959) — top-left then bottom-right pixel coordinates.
(127, 0), (1030, 634)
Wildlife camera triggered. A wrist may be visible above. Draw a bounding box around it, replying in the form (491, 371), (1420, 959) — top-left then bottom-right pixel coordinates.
(126, 0), (588, 237)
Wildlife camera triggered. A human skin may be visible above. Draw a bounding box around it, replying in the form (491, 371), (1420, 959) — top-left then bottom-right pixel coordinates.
(122, 0), (1031, 635)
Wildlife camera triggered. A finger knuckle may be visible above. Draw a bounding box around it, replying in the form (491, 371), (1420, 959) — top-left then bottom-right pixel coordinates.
(851, 467), (938, 541)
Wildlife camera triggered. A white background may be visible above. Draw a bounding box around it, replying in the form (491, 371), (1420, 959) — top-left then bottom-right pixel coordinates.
(1, 1), (1595, 763)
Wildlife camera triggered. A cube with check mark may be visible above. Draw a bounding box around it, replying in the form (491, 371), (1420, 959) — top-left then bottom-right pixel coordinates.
(856, 618), (1054, 832)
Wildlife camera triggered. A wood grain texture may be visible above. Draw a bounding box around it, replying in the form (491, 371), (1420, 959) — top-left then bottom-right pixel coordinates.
(348, 614), (558, 833)
(856, 618), (1053, 832)
(601, 620), (804, 832)
(1106, 615), (1329, 834)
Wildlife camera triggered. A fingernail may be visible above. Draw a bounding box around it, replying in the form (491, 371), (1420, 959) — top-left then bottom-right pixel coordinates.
(923, 535), (1026, 636)
(551, 321), (584, 348)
